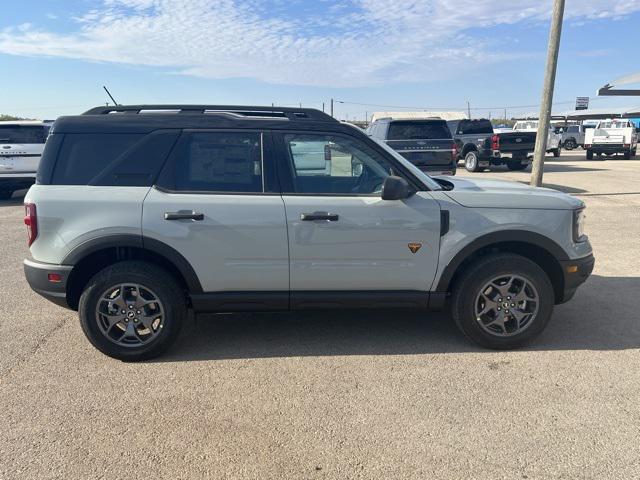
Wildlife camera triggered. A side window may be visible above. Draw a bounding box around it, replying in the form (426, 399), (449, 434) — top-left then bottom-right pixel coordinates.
(283, 133), (395, 195)
(52, 133), (144, 185)
(173, 132), (263, 193)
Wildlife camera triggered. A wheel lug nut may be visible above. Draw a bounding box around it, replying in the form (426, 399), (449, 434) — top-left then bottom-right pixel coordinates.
(129, 305), (133, 309)
(121, 310), (125, 314)
(507, 296), (511, 300)
(511, 303), (515, 307)
(497, 307), (501, 311)
(505, 310), (510, 313)
(134, 319), (138, 323)
(136, 310), (141, 314)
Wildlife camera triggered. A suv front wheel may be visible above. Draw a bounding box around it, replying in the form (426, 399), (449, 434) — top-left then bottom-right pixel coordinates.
(78, 261), (186, 361)
(451, 253), (554, 349)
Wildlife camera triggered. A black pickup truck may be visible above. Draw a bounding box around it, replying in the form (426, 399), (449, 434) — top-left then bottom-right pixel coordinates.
(366, 118), (457, 175)
(447, 119), (537, 172)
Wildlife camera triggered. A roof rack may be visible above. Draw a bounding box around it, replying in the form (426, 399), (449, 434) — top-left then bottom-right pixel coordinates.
(82, 105), (337, 122)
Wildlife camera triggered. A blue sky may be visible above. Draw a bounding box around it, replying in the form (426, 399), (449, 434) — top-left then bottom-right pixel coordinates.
(1, 0), (640, 120)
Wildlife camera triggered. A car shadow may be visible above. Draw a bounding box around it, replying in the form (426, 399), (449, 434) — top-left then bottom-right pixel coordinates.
(157, 275), (640, 362)
(0, 189), (27, 207)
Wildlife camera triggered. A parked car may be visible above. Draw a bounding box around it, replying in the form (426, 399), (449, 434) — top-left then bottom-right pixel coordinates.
(366, 117), (457, 175)
(447, 119), (537, 172)
(584, 119), (638, 159)
(24, 105), (594, 360)
(0, 121), (51, 200)
(560, 124), (587, 150)
(512, 120), (562, 157)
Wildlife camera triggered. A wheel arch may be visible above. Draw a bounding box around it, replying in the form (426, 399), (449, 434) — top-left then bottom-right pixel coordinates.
(436, 231), (568, 304)
(63, 235), (202, 310)
(461, 143), (478, 156)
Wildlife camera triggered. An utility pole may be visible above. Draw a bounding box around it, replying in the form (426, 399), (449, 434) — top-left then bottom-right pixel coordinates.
(467, 100), (471, 119)
(330, 98), (334, 118)
(531, 0), (565, 187)
(322, 102), (325, 112)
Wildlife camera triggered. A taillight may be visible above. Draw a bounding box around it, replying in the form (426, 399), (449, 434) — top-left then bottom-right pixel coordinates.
(451, 143), (458, 161)
(585, 144), (591, 149)
(491, 134), (500, 150)
(24, 203), (38, 247)
(624, 144), (630, 148)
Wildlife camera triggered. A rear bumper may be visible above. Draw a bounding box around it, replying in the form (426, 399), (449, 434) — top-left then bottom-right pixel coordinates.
(558, 254), (595, 304)
(24, 259), (73, 309)
(589, 144), (626, 153)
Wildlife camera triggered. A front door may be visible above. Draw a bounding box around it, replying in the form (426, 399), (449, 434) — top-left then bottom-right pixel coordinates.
(143, 130), (289, 295)
(275, 131), (442, 294)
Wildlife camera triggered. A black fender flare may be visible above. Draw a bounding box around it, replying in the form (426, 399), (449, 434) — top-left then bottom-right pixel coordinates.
(435, 230), (568, 292)
(62, 234), (203, 292)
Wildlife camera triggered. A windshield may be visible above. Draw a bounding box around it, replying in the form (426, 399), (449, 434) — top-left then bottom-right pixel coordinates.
(370, 136), (443, 191)
(387, 121), (451, 140)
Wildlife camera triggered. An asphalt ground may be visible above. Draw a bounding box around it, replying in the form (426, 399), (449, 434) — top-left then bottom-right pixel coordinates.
(1, 150), (639, 479)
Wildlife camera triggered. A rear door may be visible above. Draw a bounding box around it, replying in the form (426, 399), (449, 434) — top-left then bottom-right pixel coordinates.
(385, 121), (453, 170)
(0, 125), (48, 176)
(274, 131), (442, 297)
(142, 130), (289, 297)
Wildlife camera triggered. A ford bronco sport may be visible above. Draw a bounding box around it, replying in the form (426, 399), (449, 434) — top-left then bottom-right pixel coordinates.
(23, 105), (594, 360)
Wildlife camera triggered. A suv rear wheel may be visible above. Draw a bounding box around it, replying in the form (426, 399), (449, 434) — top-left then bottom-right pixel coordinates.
(464, 151), (481, 172)
(78, 261), (186, 361)
(451, 253), (554, 349)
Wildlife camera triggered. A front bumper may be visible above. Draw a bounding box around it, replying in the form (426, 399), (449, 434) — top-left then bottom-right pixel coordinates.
(24, 259), (73, 309)
(558, 253), (595, 304)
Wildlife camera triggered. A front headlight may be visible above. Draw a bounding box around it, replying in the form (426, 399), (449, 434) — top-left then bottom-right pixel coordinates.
(573, 208), (586, 242)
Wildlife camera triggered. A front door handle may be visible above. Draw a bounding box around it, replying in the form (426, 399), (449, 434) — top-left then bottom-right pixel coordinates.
(164, 211), (204, 221)
(300, 212), (339, 222)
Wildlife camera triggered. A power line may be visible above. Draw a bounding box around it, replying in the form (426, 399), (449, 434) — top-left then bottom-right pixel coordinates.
(335, 97), (604, 112)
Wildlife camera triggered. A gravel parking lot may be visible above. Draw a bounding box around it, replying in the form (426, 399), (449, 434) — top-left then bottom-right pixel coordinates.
(1, 151), (639, 479)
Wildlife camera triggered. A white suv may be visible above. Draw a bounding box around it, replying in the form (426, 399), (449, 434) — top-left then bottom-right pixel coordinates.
(0, 121), (51, 199)
(23, 105), (594, 360)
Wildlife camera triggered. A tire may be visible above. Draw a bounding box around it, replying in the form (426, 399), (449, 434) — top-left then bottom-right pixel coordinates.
(552, 148), (561, 158)
(506, 161), (528, 171)
(464, 150), (481, 172)
(586, 149), (593, 160)
(0, 190), (13, 200)
(564, 139), (576, 150)
(451, 253), (554, 350)
(78, 261), (186, 361)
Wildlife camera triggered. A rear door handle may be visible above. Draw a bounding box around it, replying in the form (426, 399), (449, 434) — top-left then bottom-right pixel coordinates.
(164, 211), (204, 221)
(300, 212), (339, 222)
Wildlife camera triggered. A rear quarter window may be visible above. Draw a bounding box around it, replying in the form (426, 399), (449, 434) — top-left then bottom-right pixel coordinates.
(387, 121), (451, 140)
(50, 131), (179, 186)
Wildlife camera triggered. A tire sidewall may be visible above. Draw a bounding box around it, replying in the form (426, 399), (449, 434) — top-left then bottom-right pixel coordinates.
(453, 255), (554, 349)
(79, 262), (185, 361)
(465, 151), (478, 171)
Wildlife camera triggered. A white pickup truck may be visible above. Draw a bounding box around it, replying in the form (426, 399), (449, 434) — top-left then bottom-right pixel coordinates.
(584, 119), (638, 160)
(512, 120), (562, 157)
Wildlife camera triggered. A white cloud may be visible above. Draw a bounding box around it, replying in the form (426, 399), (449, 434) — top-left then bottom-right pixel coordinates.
(0, 0), (638, 87)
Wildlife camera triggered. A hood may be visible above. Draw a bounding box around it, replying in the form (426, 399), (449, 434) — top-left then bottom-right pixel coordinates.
(439, 177), (584, 210)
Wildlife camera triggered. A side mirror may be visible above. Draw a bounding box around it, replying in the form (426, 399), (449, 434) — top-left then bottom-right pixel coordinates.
(381, 175), (410, 201)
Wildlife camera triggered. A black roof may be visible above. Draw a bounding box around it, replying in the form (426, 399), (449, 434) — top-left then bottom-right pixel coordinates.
(53, 104), (341, 134)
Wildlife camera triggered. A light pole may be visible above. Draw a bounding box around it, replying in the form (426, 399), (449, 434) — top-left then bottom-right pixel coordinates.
(531, 0), (565, 187)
